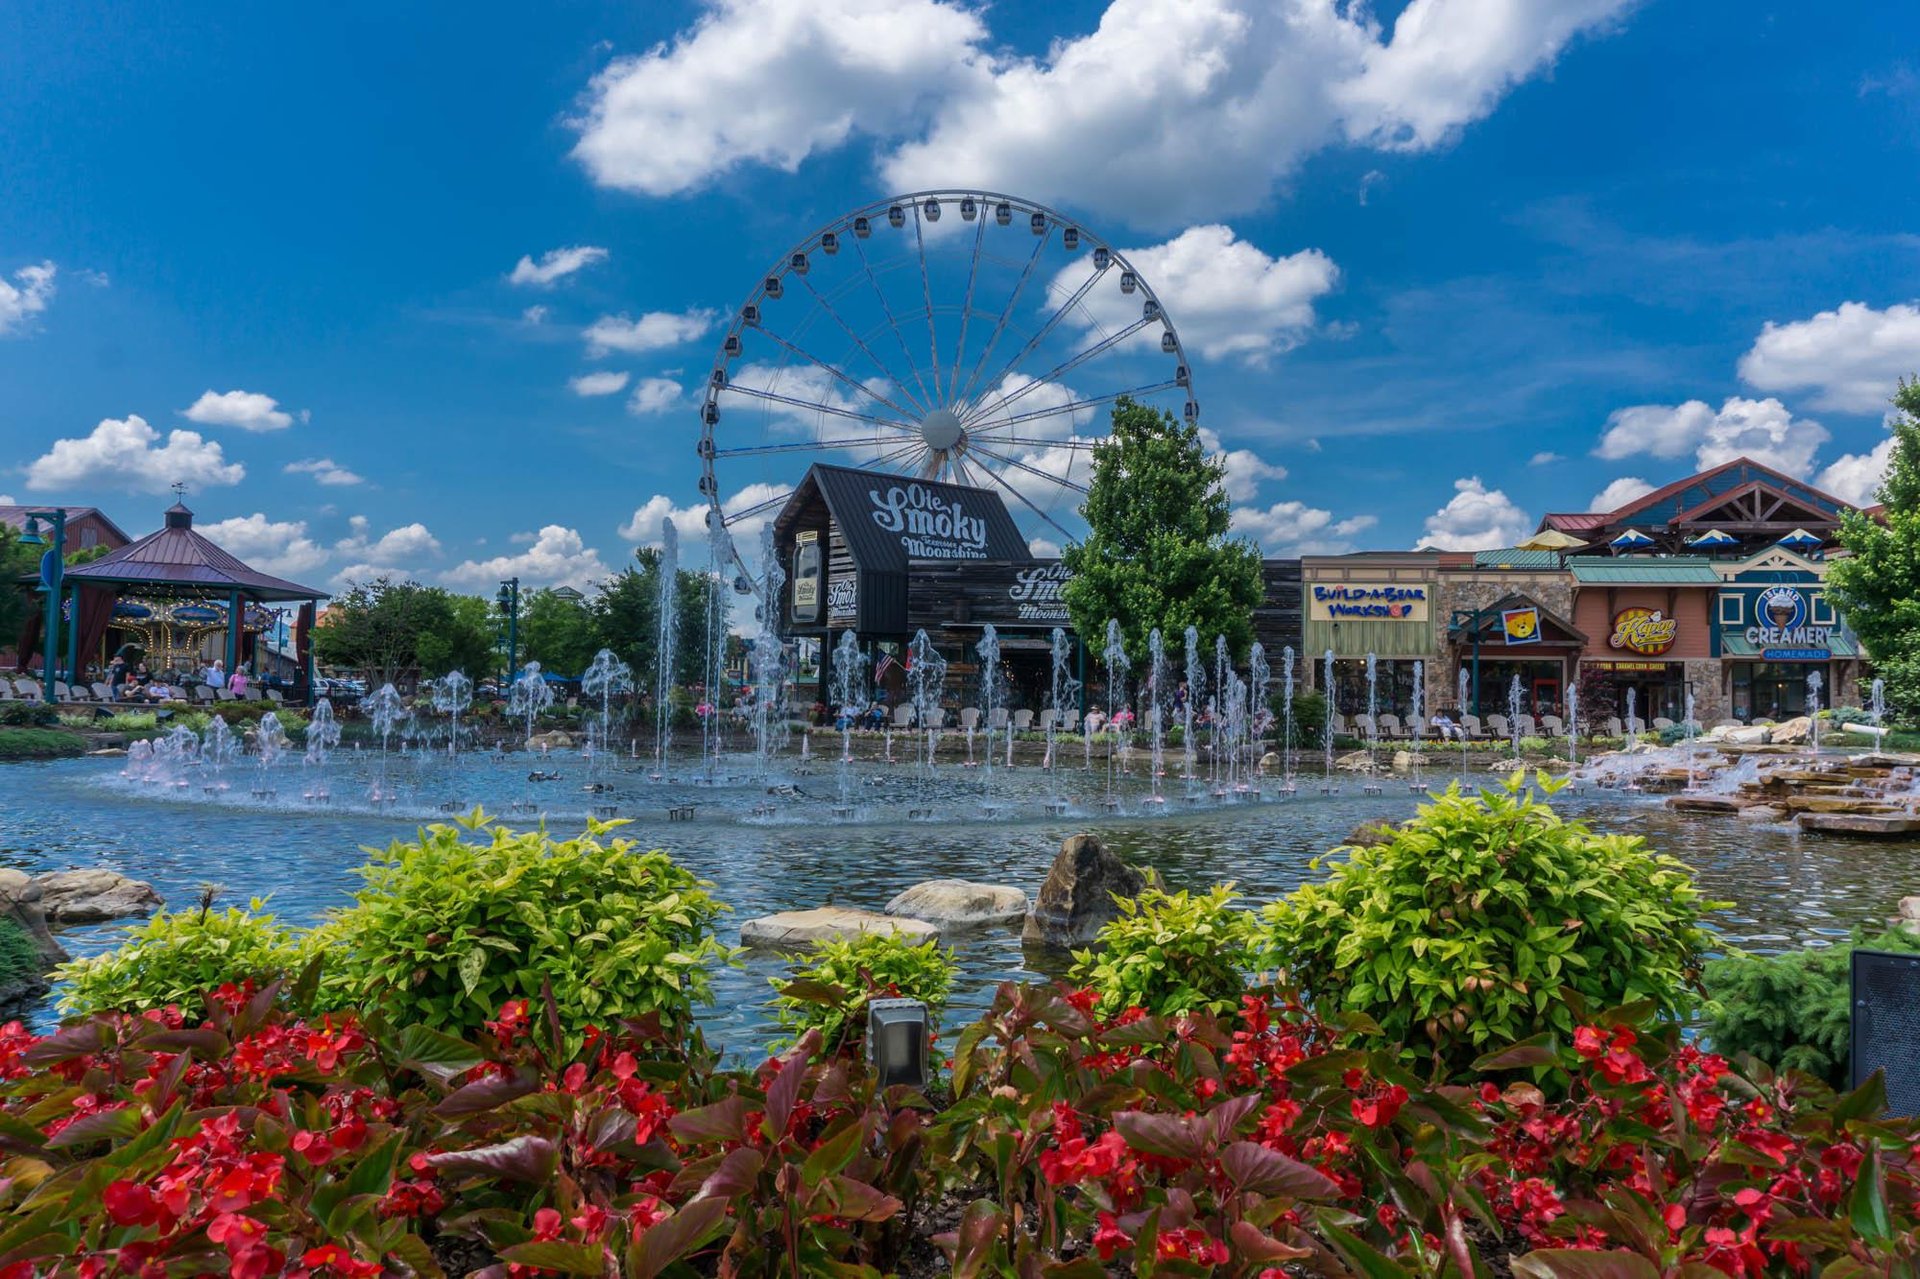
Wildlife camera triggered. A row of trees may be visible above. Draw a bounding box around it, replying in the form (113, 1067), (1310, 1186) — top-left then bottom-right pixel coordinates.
(312, 546), (720, 689)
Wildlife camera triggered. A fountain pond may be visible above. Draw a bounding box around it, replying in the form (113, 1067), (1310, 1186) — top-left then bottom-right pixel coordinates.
(9, 742), (1920, 1058)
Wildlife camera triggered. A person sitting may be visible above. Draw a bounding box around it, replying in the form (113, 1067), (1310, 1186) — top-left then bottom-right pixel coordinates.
(1431, 712), (1465, 742)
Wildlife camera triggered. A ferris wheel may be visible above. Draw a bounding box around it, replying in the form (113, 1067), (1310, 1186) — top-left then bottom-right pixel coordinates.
(696, 190), (1197, 575)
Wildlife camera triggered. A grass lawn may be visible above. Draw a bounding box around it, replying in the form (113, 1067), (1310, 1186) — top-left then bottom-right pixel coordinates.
(0, 727), (89, 760)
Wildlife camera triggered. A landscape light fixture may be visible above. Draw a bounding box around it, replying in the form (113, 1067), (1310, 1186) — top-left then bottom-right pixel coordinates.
(1852, 948), (1920, 1117)
(867, 997), (930, 1088)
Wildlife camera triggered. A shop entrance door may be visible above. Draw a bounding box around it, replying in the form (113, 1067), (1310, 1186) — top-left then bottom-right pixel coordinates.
(1532, 677), (1562, 717)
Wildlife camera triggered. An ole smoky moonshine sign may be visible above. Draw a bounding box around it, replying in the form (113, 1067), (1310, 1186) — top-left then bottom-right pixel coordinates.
(868, 482), (991, 559)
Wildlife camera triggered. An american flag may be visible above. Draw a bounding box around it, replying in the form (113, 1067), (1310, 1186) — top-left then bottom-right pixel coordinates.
(875, 652), (899, 682)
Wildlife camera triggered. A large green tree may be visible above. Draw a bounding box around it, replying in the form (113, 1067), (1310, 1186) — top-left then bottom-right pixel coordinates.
(590, 546), (718, 687)
(520, 588), (600, 676)
(1061, 397), (1265, 668)
(1826, 377), (1920, 723)
(314, 578), (495, 687)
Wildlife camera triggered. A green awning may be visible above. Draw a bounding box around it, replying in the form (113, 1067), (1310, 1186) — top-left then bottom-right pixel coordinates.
(1569, 559), (1722, 584)
(1720, 634), (1859, 658)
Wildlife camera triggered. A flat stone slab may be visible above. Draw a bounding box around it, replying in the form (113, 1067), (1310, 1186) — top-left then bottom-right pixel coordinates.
(739, 907), (939, 950)
(885, 880), (1028, 927)
(1665, 795), (1748, 814)
(1800, 813), (1920, 838)
(1784, 796), (1901, 815)
(31, 869), (163, 924)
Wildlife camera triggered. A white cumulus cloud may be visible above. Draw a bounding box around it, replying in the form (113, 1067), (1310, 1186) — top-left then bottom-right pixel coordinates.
(1232, 502), (1377, 556)
(627, 376), (685, 415)
(1737, 301), (1920, 414)
(330, 521), (444, 590)
(0, 261), (56, 336)
(570, 370), (631, 397)
(1595, 396), (1830, 478)
(197, 514), (330, 577)
(584, 309), (716, 356)
(572, 0), (1629, 227)
(26, 415), (245, 494)
(509, 245), (609, 287)
(1052, 225), (1338, 365)
(284, 458), (364, 487)
(570, 0), (990, 197)
(443, 525), (612, 592)
(1588, 476), (1654, 511)
(619, 482), (790, 555)
(181, 389), (296, 432)
(1416, 476), (1529, 550)
(1816, 434), (1899, 506)
(1197, 428), (1288, 501)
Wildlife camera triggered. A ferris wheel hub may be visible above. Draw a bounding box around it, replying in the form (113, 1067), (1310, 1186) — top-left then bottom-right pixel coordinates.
(919, 407), (964, 452)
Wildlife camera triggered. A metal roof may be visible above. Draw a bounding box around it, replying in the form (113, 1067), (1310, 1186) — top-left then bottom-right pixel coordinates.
(0, 504), (132, 545)
(1470, 548), (1562, 569)
(61, 504), (326, 601)
(1568, 559), (1723, 584)
(785, 464), (1033, 573)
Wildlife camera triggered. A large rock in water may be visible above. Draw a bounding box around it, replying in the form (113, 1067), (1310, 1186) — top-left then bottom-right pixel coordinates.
(1021, 834), (1146, 950)
(1770, 716), (1814, 746)
(0, 869), (69, 968)
(739, 908), (938, 950)
(1345, 818), (1401, 848)
(30, 869), (163, 924)
(886, 880), (1028, 927)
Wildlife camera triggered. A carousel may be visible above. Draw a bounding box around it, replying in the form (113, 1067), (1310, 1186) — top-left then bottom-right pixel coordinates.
(17, 501), (325, 697)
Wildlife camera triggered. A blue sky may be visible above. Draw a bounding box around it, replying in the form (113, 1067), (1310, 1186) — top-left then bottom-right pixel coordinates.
(3, 0), (1918, 594)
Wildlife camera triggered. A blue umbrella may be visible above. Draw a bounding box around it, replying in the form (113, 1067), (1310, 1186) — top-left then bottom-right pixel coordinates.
(1777, 528), (1822, 549)
(1609, 529), (1655, 551)
(1687, 529), (1738, 547)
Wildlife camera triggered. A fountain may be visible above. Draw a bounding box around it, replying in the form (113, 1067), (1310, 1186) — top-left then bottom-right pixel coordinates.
(251, 713), (289, 799)
(363, 683), (404, 806)
(201, 715), (237, 797)
(429, 669), (473, 757)
(704, 519), (734, 778)
(1103, 620), (1131, 807)
(1247, 643), (1269, 799)
(1183, 626), (1203, 787)
(1320, 649), (1338, 793)
(1808, 670), (1824, 754)
(653, 518), (680, 777)
(582, 649), (634, 810)
(1279, 645), (1297, 794)
(1045, 627), (1079, 815)
(1506, 675), (1525, 767)
(830, 632), (868, 817)
(1145, 628), (1167, 805)
(906, 629), (947, 770)
(1565, 681), (1580, 773)
(749, 526), (788, 777)
(1457, 667), (1470, 782)
(1211, 634), (1229, 786)
(1872, 676), (1888, 737)
(301, 698), (341, 802)
(1408, 660), (1425, 793)
(978, 625), (1001, 781)
(509, 662), (555, 749)
(1362, 653), (1381, 793)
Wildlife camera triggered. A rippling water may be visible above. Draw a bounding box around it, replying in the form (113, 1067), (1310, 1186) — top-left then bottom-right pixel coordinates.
(4, 749), (1916, 1055)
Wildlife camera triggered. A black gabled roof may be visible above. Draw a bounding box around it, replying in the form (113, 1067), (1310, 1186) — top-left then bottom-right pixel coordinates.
(778, 464), (1033, 572)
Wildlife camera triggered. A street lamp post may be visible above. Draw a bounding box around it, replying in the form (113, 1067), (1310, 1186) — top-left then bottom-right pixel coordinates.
(18, 510), (67, 701)
(497, 577), (521, 683)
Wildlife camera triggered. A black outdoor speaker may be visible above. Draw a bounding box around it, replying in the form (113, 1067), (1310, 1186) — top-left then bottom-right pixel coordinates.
(1851, 947), (1920, 1117)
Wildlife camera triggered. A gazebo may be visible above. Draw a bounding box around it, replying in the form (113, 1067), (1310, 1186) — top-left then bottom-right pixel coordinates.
(17, 502), (326, 699)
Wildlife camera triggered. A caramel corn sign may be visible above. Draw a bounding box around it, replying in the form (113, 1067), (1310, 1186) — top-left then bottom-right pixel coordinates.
(1609, 607), (1678, 657)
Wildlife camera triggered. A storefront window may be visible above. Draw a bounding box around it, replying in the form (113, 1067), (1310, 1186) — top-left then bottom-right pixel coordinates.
(1329, 659), (1424, 716)
(1462, 660), (1565, 717)
(1730, 662), (1830, 721)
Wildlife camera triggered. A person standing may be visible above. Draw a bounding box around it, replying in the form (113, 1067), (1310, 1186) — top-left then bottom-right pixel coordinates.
(228, 668), (249, 697)
(203, 659), (226, 690)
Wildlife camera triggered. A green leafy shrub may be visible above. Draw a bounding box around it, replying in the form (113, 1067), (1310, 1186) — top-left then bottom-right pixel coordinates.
(1703, 927), (1920, 1087)
(54, 895), (307, 1015)
(0, 728), (86, 759)
(1284, 688), (1327, 749)
(0, 701), (58, 727)
(1261, 773), (1724, 1075)
(98, 710), (159, 732)
(0, 918), (43, 992)
(56, 712), (96, 729)
(771, 931), (957, 1054)
(322, 814), (736, 1040)
(1071, 884), (1257, 1017)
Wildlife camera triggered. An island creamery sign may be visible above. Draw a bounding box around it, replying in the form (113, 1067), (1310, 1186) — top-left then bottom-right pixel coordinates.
(869, 482), (989, 559)
(1745, 586), (1832, 661)
(1308, 583), (1429, 622)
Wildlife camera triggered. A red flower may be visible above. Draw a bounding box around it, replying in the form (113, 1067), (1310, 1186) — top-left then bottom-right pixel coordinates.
(1351, 1083), (1408, 1128)
(102, 1179), (160, 1227)
(291, 1129), (335, 1166)
(533, 1207), (565, 1241)
(1092, 1212), (1132, 1261)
